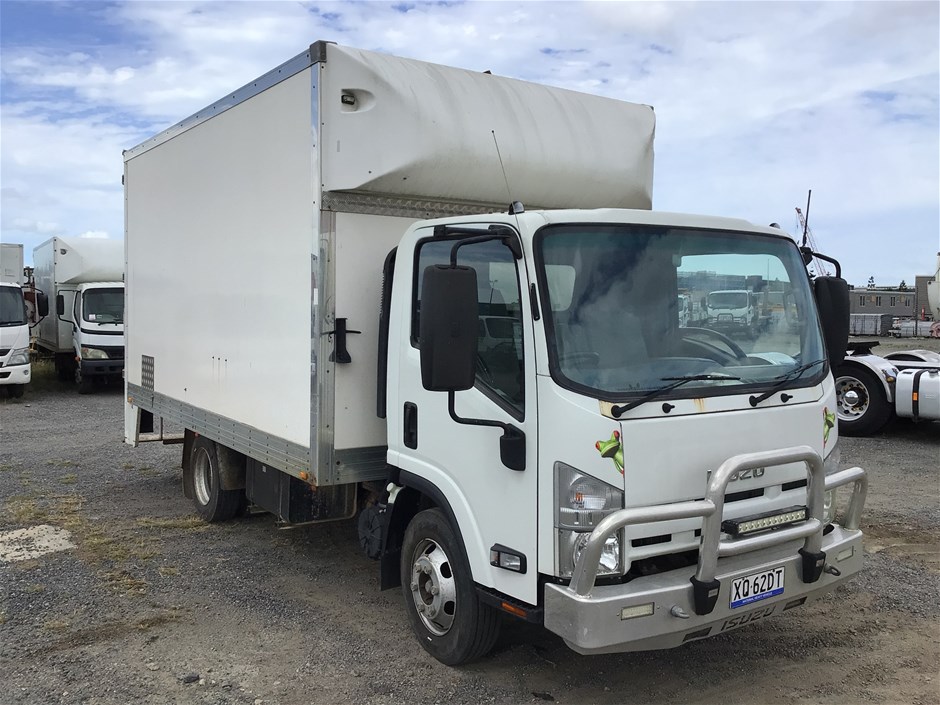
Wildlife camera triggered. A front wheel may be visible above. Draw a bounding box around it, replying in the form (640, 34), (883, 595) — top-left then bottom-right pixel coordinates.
(8, 384), (25, 399)
(400, 509), (500, 665)
(834, 365), (893, 436)
(76, 367), (94, 395)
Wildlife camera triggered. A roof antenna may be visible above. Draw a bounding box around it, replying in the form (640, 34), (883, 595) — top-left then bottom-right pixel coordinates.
(491, 130), (524, 219)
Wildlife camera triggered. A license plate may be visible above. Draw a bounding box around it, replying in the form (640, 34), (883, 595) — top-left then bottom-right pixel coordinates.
(730, 566), (785, 609)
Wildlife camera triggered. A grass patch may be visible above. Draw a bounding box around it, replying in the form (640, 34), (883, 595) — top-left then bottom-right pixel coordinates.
(7, 495), (48, 524)
(122, 462), (135, 470)
(24, 358), (64, 393)
(158, 566), (179, 577)
(43, 619), (70, 630)
(25, 584), (46, 594)
(0, 463), (12, 472)
(0, 612), (7, 625)
(99, 569), (148, 595)
(60, 474), (78, 485)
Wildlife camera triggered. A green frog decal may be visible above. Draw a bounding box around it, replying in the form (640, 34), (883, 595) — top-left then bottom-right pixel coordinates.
(595, 430), (625, 475)
(823, 407), (836, 446)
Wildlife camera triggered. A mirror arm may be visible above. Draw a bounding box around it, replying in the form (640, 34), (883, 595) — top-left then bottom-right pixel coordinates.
(447, 390), (509, 431)
(799, 247), (842, 278)
(447, 391), (526, 471)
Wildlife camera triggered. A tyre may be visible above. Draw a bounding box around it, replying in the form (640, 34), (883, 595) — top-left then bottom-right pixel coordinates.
(834, 365), (893, 436)
(188, 436), (242, 522)
(76, 368), (94, 395)
(400, 508), (500, 665)
(55, 355), (73, 381)
(9, 385), (25, 399)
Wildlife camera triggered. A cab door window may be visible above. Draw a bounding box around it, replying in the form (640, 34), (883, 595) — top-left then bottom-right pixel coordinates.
(413, 237), (525, 415)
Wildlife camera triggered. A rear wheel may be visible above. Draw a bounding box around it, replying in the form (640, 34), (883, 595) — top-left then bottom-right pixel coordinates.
(188, 437), (242, 522)
(400, 508), (500, 665)
(834, 365), (893, 436)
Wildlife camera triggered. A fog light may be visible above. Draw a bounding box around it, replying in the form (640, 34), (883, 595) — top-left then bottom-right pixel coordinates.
(620, 603), (654, 620)
(722, 506), (808, 537)
(574, 533), (621, 574)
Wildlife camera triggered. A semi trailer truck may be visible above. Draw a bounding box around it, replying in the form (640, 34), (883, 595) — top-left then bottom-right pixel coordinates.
(33, 237), (125, 393)
(124, 41), (868, 665)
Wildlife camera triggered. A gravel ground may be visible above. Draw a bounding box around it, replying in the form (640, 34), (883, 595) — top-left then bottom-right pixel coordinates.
(1, 349), (938, 705)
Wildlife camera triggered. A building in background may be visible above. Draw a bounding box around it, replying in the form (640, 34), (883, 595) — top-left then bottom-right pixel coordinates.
(849, 288), (915, 317)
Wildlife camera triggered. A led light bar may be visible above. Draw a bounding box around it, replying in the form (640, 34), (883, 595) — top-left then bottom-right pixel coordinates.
(721, 505), (808, 537)
(620, 603), (655, 620)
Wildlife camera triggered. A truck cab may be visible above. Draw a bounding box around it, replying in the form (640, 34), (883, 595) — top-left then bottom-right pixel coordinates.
(0, 282), (33, 397)
(379, 208), (864, 660)
(33, 236), (125, 392)
(704, 289), (758, 336)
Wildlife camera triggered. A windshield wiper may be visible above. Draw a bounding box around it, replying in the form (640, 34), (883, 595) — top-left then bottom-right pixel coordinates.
(611, 373), (741, 417)
(748, 359), (826, 407)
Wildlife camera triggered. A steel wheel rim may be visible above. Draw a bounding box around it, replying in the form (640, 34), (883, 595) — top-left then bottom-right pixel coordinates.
(835, 375), (869, 422)
(192, 447), (212, 506)
(409, 538), (457, 636)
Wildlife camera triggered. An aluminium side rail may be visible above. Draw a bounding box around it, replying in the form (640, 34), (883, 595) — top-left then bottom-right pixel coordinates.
(568, 445), (868, 615)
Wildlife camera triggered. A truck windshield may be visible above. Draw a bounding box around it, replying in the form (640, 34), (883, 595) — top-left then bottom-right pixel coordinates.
(0, 287), (28, 327)
(83, 288), (124, 323)
(707, 291), (748, 309)
(535, 224), (826, 401)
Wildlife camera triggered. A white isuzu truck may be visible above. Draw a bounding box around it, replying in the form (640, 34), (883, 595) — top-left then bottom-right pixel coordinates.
(0, 243), (40, 397)
(33, 236), (125, 393)
(124, 42), (868, 665)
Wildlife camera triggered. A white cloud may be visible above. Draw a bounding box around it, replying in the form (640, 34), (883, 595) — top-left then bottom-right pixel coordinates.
(0, 0), (935, 285)
(78, 230), (109, 239)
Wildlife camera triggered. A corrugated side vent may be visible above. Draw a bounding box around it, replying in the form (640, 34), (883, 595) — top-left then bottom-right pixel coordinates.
(142, 355), (154, 390)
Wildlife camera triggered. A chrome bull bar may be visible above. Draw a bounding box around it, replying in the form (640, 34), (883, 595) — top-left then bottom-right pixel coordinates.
(567, 445), (867, 616)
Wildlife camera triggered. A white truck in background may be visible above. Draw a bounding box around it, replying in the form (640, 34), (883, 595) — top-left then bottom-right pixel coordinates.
(32, 237), (125, 393)
(124, 42), (868, 665)
(703, 289), (767, 338)
(0, 243), (43, 398)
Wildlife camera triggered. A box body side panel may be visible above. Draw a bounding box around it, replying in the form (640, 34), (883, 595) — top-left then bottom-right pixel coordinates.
(32, 239), (71, 352)
(125, 69), (315, 448)
(329, 211), (413, 453)
(0, 244), (24, 284)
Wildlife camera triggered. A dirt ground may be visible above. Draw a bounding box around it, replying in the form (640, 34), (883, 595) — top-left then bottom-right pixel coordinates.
(1, 347), (938, 705)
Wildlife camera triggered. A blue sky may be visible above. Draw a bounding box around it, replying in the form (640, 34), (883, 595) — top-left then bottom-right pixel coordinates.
(1, 0), (937, 287)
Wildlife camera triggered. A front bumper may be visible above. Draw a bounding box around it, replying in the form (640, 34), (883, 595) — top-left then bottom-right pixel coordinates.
(0, 363), (31, 385)
(544, 446), (867, 654)
(545, 525), (862, 654)
(81, 359), (124, 378)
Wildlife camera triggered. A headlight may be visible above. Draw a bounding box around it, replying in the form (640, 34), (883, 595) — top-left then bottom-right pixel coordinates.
(822, 443), (841, 525)
(555, 462), (624, 577)
(7, 347), (30, 366)
(81, 346), (108, 360)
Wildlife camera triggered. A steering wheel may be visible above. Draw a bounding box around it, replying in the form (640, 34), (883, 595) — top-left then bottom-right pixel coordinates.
(680, 327), (749, 362)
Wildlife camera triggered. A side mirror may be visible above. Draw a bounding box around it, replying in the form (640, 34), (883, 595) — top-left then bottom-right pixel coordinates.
(813, 276), (849, 371)
(56, 294), (65, 317)
(419, 265), (478, 392)
(37, 292), (49, 318)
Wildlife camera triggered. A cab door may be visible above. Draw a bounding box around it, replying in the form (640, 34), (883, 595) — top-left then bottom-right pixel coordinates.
(388, 225), (539, 605)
